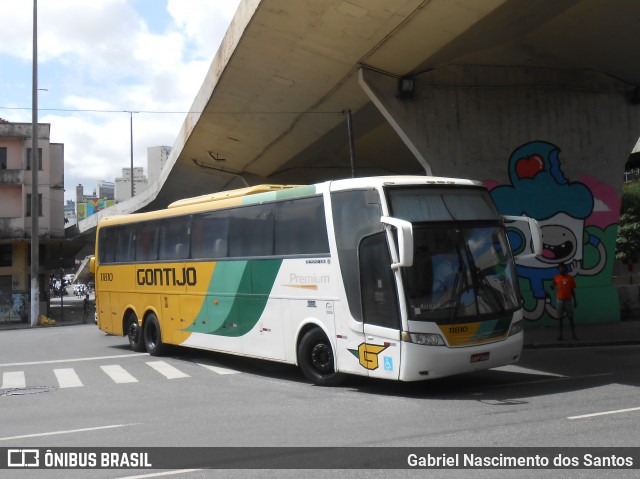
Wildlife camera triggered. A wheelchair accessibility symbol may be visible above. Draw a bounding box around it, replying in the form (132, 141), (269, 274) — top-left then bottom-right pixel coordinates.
(383, 357), (393, 371)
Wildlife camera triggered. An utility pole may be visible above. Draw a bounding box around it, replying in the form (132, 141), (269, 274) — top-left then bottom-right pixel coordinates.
(127, 111), (138, 198)
(30, 0), (39, 327)
(345, 110), (356, 178)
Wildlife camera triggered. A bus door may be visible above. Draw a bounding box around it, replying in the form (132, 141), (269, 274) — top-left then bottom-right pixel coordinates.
(358, 233), (402, 380)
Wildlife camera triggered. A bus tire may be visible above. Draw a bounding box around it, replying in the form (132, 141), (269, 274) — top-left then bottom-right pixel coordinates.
(143, 313), (167, 356)
(126, 312), (145, 352)
(297, 328), (345, 386)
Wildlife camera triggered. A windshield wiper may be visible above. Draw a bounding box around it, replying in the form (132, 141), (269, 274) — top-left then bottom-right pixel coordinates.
(448, 247), (467, 322)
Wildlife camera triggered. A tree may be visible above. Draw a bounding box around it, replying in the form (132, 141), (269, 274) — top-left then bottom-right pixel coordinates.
(616, 181), (640, 267)
(616, 208), (640, 265)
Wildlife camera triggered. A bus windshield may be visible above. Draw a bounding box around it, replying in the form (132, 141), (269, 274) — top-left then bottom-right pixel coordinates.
(385, 186), (520, 323)
(401, 225), (520, 322)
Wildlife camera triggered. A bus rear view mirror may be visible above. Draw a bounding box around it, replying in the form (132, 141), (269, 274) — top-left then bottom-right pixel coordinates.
(381, 216), (414, 269)
(502, 215), (542, 260)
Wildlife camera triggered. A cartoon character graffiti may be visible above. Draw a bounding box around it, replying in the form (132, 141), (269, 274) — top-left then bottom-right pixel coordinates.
(489, 141), (609, 320)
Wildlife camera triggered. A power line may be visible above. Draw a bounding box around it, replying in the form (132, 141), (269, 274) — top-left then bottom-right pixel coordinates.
(0, 106), (344, 115)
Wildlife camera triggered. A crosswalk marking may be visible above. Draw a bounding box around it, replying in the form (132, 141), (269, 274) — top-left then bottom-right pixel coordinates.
(197, 362), (241, 375)
(101, 364), (139, 384)
(54, 368), (84, 388)
(1, 371), (26, 389)
(146, 361), (190, 379)
(1, 360), (239, 391)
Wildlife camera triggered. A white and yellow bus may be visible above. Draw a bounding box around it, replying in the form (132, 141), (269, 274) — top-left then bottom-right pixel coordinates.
(91, 176), (540, 385)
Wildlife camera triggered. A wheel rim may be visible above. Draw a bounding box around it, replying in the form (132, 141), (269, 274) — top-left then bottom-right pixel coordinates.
(310, 342), (333, 373)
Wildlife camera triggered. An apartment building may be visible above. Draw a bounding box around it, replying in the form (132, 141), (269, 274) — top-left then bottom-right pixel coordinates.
(114, 166), (148, 202)
(0, 120), (65, 323)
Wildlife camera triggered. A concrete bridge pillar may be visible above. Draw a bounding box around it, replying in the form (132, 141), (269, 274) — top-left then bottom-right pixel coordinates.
(360, 65), (640, 326)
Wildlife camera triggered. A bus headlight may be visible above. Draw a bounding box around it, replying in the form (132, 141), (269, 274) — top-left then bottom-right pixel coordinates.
(508, 320), (523, 337)
(409, 333), (445, 346)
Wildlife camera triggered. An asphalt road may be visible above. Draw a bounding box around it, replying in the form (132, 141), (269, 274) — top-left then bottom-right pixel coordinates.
(1, 325), (639, 479)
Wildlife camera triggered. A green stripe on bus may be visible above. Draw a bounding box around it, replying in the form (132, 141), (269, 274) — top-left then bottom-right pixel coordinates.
(185, 259), (283, 337)
(242, 185), (317, 205)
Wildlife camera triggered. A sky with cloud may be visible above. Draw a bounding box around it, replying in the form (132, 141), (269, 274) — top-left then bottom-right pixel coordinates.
(0, 0), (241, 202)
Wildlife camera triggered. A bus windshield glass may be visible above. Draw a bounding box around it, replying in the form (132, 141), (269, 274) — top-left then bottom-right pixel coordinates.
(386, 187), (520, 322)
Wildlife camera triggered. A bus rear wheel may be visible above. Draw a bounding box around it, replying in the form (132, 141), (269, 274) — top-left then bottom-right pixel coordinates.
(143, 313), (167, 356)
(126, 312), (145, 352)
(297, 328), (345, 386)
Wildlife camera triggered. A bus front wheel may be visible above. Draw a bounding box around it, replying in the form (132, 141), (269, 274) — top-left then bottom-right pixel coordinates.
(297, 328), (345, 386)
(126, 312), (145, 352)
(143, 313), (167, 356)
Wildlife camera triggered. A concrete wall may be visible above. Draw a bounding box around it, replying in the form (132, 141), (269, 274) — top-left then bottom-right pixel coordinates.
(361, 65), (640, 327)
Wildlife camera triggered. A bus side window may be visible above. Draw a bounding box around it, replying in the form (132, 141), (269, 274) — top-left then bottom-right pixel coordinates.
(158, 216), (191, 260)
(331, 189), (383, 322)
(191, 212), (229, 259)
(115, 224), (135, 263)
(99, 227), (115, 264)
(228, 204), (274, 258)
(136, 223), (158, 262)
(275, 196), (329, 255)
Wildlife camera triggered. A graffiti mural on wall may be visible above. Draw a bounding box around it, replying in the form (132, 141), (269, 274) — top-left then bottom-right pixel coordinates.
(77, 198), (116, 221)
(486, 141), (620, 323)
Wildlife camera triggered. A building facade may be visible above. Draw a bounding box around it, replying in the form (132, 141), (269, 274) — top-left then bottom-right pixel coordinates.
(114, 167), (148, 202)
(147, 145), (171, 184)
(97, 180), (115, 200)
(0, 120), (65, 323)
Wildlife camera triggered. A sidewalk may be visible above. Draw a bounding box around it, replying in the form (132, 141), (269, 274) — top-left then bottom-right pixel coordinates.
(0, 293), (95, 331)
(523, 318), (640, 349)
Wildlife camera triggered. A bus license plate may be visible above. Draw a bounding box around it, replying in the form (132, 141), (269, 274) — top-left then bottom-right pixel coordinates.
(470, 352), (490, 363)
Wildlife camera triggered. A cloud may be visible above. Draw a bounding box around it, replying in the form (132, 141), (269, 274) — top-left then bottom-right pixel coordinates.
(0, 0), (241, 201)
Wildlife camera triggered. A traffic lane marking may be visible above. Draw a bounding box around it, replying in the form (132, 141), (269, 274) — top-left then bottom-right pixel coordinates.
(492, 365), (566, 377)
(0, 353), (147, 368)
(0, 424), (136, 442)
(568, 406), (640, 420)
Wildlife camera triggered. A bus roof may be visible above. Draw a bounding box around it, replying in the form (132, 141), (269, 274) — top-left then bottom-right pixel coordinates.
(167, 184), (304, 209)
(97, 176), (487, 228)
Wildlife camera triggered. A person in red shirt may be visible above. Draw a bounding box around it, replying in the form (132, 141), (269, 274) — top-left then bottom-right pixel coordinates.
(550, 263), (578, 340)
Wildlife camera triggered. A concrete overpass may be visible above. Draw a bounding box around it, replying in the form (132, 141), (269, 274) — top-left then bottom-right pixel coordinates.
(71, 0), (640, 324)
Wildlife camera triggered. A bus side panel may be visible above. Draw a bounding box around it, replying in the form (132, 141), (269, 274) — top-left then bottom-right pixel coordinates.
(96, 291), (112, 333)
(333, 301), (368, 377)
(177, 262), (216, 346)
(361, 324), (401, 380)
(95, 264), (117, 334)
(178, 294), (203, 345)
(107, 292), (129, 336)
(241, 299), (285, 360)
(160, 293), (181, 345)
(134, 262), (190, 345)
